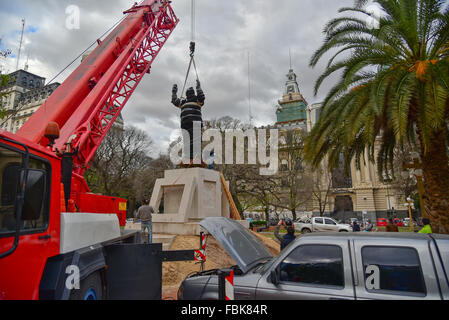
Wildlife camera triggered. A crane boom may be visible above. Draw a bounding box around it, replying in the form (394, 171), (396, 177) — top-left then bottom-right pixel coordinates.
(18, 0), (178, 175)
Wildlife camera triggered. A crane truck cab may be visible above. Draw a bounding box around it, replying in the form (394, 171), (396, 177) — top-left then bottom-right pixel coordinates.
(0, 0), (180, 300)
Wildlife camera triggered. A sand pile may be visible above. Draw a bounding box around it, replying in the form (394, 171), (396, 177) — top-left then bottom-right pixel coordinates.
(162, 231), (280, 286)
(162, 235), (235, 286)
(161, 232), (280, 300)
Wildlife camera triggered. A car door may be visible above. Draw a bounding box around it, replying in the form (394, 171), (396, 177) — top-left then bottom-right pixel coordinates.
(313, 218), (325, 232)
(352, 237), (442, 300)
(255, 237), (355, 300)
(324, 218), (338, 232)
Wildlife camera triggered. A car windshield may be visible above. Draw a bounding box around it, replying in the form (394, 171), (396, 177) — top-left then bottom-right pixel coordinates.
(256, 239), (297, 274)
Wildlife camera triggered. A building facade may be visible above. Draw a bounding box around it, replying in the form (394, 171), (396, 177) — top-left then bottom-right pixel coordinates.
(274, 68), (408, 222)
(0, 70), (60, 133)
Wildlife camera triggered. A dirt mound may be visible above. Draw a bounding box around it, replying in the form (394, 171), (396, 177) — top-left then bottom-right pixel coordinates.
(161, 231), (280, 299)
(162, 235), (235, 287)
(250, 231), (281, 256)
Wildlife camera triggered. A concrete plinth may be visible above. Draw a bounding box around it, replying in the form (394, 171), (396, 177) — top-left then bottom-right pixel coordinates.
(150, 168), (230, 235)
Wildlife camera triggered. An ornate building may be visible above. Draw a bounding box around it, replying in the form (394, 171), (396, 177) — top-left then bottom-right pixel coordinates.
(274, 68), (408, 222)
(0, 69), (60, 133)
(275, 69), (309, 131)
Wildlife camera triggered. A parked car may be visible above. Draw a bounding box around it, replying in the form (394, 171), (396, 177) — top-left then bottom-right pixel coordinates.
(178, 217), (449, 300)
(294, 217), (352, 234)
(393, 218), (404, 227)
(377, 218), (387, 227)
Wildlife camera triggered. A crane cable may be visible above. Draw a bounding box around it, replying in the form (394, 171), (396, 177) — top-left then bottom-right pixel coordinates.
(180, 0), (200, 100)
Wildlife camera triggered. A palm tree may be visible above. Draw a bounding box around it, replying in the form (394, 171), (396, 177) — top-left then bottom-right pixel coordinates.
(305, 0), (449, 233)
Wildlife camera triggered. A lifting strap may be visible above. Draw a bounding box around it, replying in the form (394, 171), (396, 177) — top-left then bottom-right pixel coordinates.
(180, 41), (200, 100)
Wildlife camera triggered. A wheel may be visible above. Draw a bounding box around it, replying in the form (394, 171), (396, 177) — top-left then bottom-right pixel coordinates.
(69, 271), (103, 300)
(301, 228), (311, 234)
(339, 230), (349, 232)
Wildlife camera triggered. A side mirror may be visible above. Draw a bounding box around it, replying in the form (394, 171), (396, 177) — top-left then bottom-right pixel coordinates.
(270, 269), (279, 286)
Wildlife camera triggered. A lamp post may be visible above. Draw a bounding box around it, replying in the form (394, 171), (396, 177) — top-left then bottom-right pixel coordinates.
(405, 197), (415, 232)
(382, 173), (392, 219)
(402, 152), (427, 219)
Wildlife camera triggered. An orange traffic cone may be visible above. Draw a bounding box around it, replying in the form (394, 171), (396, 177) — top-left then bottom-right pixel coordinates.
(60, 183), (66, 213)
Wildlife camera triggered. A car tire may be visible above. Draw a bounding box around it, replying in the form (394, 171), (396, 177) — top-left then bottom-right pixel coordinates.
(301, 228), (311, 234)
(339, 230), (348, 232)
(69, 271), (103, 300)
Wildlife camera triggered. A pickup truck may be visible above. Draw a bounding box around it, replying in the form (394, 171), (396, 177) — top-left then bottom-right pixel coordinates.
(294, 217), (352, 233)
(178, 218), (449, 300)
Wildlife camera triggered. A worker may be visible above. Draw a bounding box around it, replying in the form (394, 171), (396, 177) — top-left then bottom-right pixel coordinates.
(208, 150), (215, 170)
(274, 219), (297, 250)
(171, 80), (205, 162)
(418, 218), (433, 234)
(133, 199), (155, 244)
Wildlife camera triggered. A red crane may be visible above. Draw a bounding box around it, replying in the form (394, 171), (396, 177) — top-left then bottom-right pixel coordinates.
(0, 0), (178, 299)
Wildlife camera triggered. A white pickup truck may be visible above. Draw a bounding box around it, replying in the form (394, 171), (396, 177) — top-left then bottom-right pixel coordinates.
(295, 217), (352, 233)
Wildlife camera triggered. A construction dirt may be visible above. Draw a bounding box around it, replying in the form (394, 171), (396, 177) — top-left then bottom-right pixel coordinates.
(161, 231), (280, 300)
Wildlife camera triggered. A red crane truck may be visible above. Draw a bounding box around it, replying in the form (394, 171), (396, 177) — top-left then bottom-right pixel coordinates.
(0, 0), (182, 300)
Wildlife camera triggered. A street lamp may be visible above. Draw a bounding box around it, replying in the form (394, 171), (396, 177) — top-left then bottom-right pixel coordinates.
(404, 197), (415, 232)
(402, 155), (427, 219)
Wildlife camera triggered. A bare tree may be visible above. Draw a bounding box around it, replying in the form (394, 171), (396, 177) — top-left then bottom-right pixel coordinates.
(310, 166), (333, 217)
(274, 129), (311, 220)
(85, 125), (153, 215)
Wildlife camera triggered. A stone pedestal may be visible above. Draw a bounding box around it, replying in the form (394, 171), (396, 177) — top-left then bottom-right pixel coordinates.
(150, 168), (230, 235)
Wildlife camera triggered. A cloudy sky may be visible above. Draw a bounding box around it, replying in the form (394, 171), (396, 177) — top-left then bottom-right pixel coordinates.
(0, 0), (355, 156)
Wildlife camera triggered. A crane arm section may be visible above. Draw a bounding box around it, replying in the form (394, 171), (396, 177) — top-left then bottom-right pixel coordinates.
(17, 0), (179, 175)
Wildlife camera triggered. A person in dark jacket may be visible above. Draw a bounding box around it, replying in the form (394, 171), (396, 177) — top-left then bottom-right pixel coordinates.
(172, 80), (205, 162)
(274, 219), (297, 250)
(352, 221), (361, 232)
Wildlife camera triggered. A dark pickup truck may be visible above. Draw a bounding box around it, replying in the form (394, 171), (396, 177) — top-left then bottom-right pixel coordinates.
(178, 217), (449, 300)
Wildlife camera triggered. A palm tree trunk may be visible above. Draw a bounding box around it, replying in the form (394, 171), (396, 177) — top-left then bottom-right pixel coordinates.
(421, 129), (449, 234)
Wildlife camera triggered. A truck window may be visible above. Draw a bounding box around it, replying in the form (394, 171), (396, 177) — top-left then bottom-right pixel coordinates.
(279, 245), (344, 288)
(0, 144), (50, 235)
(325, 218), (336, 225)
(362, 246), (426, 296)
(315, 218), (324, 224)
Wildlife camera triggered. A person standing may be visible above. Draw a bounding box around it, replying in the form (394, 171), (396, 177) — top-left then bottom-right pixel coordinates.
(352, 221), (361, 232)
(363, 220), (373, 232)
(274, 219), (297, 250)
(133, 200), (155, 243)
(418, 218), (433, 234)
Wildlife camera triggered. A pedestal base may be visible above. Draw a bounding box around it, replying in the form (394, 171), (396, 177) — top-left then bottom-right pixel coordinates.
(149, 168), (230, 235)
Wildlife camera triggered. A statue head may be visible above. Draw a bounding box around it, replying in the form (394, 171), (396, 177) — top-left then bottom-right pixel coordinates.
(186, 87), (196, 102)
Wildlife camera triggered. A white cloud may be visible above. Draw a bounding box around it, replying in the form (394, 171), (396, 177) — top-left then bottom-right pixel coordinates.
(0, 0), (352, 157)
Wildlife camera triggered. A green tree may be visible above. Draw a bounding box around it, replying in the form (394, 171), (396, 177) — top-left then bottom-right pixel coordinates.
(305, 0), (449, 233)
(0, 74), (10, 119)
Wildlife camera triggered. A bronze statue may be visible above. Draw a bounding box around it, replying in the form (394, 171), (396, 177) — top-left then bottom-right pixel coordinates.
(171, 80), (205, 162)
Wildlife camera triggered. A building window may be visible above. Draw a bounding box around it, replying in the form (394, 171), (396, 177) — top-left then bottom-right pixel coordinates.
(279, 244), (344, 288)
(280, 160), (288, 172)
(362, 246), (426, 296)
